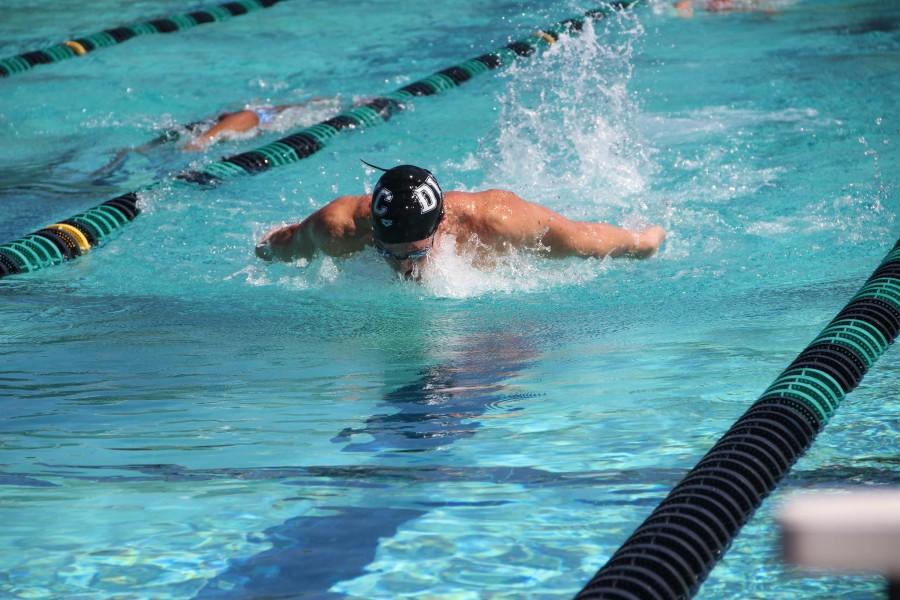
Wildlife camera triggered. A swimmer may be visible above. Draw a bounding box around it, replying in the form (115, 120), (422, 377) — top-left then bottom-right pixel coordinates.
(182, 103), (321, 151)
(255, 164), (666, 280)
(91, 98), (336, 178)
(674, 0), (775, 18)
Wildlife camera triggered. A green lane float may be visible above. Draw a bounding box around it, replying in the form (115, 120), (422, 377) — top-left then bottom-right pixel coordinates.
(575, 239), (900, 600)
(0, 2), (639, 279)
(0, 0), (283, 79)
(0, 193), (140, 277)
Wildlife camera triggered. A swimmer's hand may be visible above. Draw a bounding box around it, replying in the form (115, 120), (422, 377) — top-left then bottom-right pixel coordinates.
(255, 223), (304, 261)
(255, 241), (274, 261)
(633, 226), (667, 258)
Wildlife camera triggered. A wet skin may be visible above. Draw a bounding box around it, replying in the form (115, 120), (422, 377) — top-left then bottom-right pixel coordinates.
(255, 189), (666, 271)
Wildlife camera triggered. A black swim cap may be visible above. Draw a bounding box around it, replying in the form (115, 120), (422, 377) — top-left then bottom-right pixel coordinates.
(371, 165), (444, 244)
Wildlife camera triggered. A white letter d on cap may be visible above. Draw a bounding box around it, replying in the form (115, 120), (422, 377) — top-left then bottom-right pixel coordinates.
(413, 176), (441, 214)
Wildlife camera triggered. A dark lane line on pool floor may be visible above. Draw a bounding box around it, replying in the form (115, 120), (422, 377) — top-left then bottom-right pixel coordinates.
(190, 333), (539, 598)
(14, 463), (900, 490)
(194, 505), (425, 600)
(7, 334), (542, 597)
(20, 463), (687, 488)
(9, 463), (898, 598)
(168, 335), (533, 597)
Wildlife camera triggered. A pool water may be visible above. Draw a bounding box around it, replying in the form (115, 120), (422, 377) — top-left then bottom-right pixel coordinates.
(1, 0), (898, 598)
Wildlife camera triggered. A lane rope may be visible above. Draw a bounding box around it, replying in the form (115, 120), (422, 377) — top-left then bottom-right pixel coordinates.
(0, 0), (283, 79)
(0, 2), (639, 279)
(574, 238), (900, 600)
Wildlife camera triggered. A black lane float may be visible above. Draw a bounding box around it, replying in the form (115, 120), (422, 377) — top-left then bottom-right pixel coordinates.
(575, 239), (900, 600)
(0, 2), (639, 279)
(0, 0), (283, 79)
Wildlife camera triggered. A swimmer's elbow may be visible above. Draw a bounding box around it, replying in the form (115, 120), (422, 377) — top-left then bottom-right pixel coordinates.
(310, 211), (364, 257)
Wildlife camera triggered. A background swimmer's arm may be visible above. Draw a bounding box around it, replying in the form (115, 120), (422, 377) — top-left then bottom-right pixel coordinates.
(674, 0), (694, 17)
(255, 195), (372, 261)
(90, 135), (172, 179)
(184, 110), (260, 152)
(184, 98), (336, 152)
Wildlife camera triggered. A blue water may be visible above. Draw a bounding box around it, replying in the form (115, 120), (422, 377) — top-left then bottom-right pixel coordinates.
(1, 0), (898, 598)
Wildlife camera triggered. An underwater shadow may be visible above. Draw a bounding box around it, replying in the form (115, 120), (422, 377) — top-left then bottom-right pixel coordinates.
(193, 332), (539, 598)
(332, 332), (538, 454)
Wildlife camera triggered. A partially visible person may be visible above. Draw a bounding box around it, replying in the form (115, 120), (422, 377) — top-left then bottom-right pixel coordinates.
(256, 164), (666, 281)
(91, 97), (337, 178)
(675, 0), (776, 18)
(182, 101), (334, 151)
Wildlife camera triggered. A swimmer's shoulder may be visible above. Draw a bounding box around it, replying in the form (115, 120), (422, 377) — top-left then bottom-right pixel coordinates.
(314, 194), (371, 231)
(445, 189), (515, 215)
(444, 191), (481, 228)
(324, 194), (370, 217)
(444, 189), (521, 237)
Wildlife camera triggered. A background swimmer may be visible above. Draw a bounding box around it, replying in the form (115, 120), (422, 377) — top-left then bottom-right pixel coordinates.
(91, 97), (338, 178)
(675, 0), (777, 18)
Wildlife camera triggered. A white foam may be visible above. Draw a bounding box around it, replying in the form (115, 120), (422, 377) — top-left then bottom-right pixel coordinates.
(746, 195), (893, 241)
(242, 232), (608, 300)
(479, 13), (654, 214)
(639, 106), (832, 144)
(418, 234), (605, 299)
(260, 97), (343, 133)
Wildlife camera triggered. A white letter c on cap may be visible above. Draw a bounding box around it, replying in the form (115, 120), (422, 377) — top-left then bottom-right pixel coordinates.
(372, 187), (393, 216)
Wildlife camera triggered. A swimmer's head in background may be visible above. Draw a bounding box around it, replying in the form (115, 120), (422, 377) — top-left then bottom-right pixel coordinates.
(364, 161), (444, 244)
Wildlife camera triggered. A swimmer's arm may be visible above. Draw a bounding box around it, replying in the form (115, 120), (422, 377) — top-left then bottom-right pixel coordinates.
(539, 207), (666, 259)
(555, 223), (666, 259)
(255, 221), (312, 261)
(484, 190), (666, 259)
(255, 195), (371, 261)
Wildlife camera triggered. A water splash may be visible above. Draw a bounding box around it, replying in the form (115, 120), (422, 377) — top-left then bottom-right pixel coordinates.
(241, 233), (607, 300)
(419, 234), (605, 299)
(480, 11), (654, 217)
(640, 106), (833, 145)
(254, 97), (343, 134)
(238, 11), (662, 299)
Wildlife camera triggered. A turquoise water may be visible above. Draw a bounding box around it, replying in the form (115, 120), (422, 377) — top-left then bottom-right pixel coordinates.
(1, 0), (898, 598)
